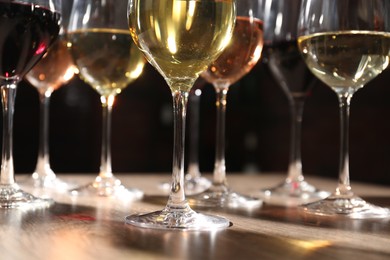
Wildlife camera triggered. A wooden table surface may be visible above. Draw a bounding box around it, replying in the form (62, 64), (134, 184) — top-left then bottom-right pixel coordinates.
(2, 173), (390, 260)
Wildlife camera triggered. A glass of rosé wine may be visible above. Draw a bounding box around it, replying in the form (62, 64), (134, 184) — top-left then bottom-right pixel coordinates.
(23, 0), (77, 193)
(188, 0), (265, 209)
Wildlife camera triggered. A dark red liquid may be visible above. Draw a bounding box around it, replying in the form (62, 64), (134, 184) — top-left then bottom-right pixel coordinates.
(264, 41), (315, 98)
(0, 1), (60, 82)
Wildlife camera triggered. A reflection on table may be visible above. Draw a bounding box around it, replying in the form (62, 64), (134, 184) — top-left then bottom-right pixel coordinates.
(1, 173), (390, 259)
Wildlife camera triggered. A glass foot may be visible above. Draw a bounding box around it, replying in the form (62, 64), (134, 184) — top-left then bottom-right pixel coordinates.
(301, 193), (390, 219)
(158, 175), (211, 196)
(188, 184), (262, 209)
(185, 175), (211, 195)
(0, 184), (53, 209)
(257, 180), (330, 207)
(125, 204), (230, 230)
(70, 175), (143, 200)
(21, 172), (75, 192)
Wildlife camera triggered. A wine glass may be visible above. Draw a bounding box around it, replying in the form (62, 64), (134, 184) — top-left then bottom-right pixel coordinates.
(255, 0), (330, 206)
(187, 0), (264, 209)
(126, 0), (235, 230)
(298, 0), (390, 218)
(67, 0), (145, 199)
(184, 83), (212, 195)
(0, 0), (61, 208)
(23, 0), (76, 191)
(158, 80), (211, 195)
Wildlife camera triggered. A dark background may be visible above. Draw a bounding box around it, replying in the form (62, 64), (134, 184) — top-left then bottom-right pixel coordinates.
(11, 60), (390, 185)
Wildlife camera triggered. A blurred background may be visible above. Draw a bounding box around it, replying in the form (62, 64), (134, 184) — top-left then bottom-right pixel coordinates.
(10, 59), (390, 185)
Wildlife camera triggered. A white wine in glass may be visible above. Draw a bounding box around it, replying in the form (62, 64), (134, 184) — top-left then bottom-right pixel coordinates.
(126, 0), (235, 230)
(68, 0), (146, 198)
(298, 0), (390, 218)
(0, 0), (61, 208)
(188, 0), (264, 209)
(24, 0), (76, 191)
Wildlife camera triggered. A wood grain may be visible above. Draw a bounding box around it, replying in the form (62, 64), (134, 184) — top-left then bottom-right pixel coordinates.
(0, 173), (389, 260)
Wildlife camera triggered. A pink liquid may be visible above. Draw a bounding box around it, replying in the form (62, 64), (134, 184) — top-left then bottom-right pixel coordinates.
(201, 16), (264, 86)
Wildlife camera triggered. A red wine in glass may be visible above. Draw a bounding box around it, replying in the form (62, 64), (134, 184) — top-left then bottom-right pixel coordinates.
(0, 1), (60, 208)
(264, 40), (316, 98)
(0, 2), (60, 79)
(258, 40), (329, 206)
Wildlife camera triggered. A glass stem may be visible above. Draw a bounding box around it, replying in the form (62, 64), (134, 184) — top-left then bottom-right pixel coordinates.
(34, 92), (53, 176)
(99, 95), (114, 178)
(187, 91), (201, 178)
(0, 84), (17, 186)
(336, 93), (353, 196)
(167, 90), (189, 208)
(286, 96), (305, 183)
(213, 83), (230, 185)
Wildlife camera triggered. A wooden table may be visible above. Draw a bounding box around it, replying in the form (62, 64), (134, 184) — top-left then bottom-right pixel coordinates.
(1, 173), (390, 260)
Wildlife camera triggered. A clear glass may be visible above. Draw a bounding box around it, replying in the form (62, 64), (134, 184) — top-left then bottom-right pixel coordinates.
(67, 0), (145, 199)
(297, 0), (390, 218)
(0, 0), (62, 208)
(188, 0), (264, 209)
(159, 81), (211, 195)
(255, 0), (330, 207)
(23, 0), (76, 192)
(126, 0), (236, 230)
(184, 86), (211, 195)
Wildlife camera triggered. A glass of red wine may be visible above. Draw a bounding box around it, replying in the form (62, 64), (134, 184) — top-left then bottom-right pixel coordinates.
(23, 0), (76, 192)
(187, 0), (264, 209)
(255, 0), (330, 206)
(0, 0), (61, 208)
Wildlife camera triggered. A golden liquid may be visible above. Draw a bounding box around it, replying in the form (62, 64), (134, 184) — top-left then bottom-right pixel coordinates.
(129, 0), (235, 91)
(68, 28), (146, 97)
(298, 31), (390, 92)
(26, 36), (76, 95)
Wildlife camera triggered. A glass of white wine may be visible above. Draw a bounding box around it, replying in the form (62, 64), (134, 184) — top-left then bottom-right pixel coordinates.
(187, 0), (264, 209)
(0, 0), (62, 208)
(126, 0), (235, 230)
(67, 0), (145, 199)
(24, 0), (76, 192)
(298, 0), (390, 218)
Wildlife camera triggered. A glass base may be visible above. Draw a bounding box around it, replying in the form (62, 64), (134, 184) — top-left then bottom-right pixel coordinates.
(188, 184), (262, 209)
(184, 175), (211, 195)
(0, 184), (53, 209)
(301, 193), (390, 219)
(125, 204), (230, 230)
(257, 180), (330, 207)
(158, 175), (211, 196)
(21, 171), (75, 192)
(70, 175), (143, 200)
